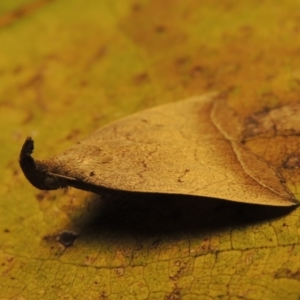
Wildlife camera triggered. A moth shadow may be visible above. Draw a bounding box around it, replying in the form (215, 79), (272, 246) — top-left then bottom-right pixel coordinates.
(78, 191), (296, 239)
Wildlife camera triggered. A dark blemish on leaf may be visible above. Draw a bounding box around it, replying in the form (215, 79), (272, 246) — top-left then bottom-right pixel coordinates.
(132, 3), (142, 12)
(89, 47), (107, 66)
(22, 111), (34, 125)
(20, 73), (43, 89)
(12, 168), (18, 177)
(242, 108), (273, 139)
(56, 231), (79, 248)
(100, 291), (108, 299)
(42, 234), (56, 243)
(80, 80), (88, 87)
(238, 25), (253, 36)
(260, 91), (278, 102)
(85, 47), (107, 69)
(3, 229), (10, 233)
(242, 103), (300, 140)
(13, 65), (23, 74)
(90, 171), (95, 177)
(190, 65), (204, 78)
(155, 25), (166, 33)
(169, 260), (188, 281)
(165, 286), (181, 300)
(0, 0), (55, 28)
(36, 191), (47, 201)
(178, 169), (190, 183)
(133, 72), (149, 85)
(175, 56), (189, 66)
(283, 154), (300, 169)
(115, 267), (125, 276)
(274, 268), (300, 280)
(65, 129), (81, 140)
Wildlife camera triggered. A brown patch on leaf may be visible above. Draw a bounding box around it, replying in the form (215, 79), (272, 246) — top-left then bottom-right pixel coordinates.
(65, 128), (81, 141)
(80, 80), (88, 87)
(283, 154), (300, 169)
(242, 107), (273, 139)
(13, 65), (23, 75)
(56, 231), (79, 248)
(19, 73), (44, 90)
(133, 73), (149, 85)
(175, 56), (189, 66)
(131, 3), (143, 12)
(21, 111), (34, 125)
(190, 65), (204, 78)
(155, 25), (167, 33)
(165, 286), (181, 300)
(85, 46), (107, 70)
(42, 234), (56, 243)
(0, 0), (55, 28)
(275, 268), (300, 280)
(114, 267), (125, 276)
(35, 191), (48, 201)
(242, 103), (300, 141)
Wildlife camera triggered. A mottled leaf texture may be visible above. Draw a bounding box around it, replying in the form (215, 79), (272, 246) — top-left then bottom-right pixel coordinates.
(20, 93), (298, 206)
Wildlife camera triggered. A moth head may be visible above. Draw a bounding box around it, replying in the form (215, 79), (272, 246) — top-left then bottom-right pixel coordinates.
(19, 137), (68, 190)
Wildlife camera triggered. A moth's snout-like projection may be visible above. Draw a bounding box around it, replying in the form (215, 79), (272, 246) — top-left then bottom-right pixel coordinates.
(19, 137), (68, 190)
(19, 94), (299, 207)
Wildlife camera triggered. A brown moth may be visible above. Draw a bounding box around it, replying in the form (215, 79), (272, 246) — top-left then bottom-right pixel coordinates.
(19, 93), (298, 206)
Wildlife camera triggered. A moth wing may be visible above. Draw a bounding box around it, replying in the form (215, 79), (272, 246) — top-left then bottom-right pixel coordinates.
(48, 94), (295, 206)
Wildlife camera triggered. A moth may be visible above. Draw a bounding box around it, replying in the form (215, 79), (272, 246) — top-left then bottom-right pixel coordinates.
(19, 93), (298, 206)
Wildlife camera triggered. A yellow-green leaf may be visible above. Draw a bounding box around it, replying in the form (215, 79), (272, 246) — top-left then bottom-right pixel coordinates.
(1, 1), (300, 299)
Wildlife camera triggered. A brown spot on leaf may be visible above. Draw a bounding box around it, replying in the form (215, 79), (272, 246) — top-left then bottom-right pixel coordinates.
(165, 286), (181, 300)
(155, 25), (166, 33)
(133, 72), (149, 85)
(36, 191), (47, 201)
(20, 73), (44, 89)
(242, 108), (273, 139)
(56, 231), (79, 248)
(178, 169), (190, 183)
(80, 80), (88, 87)
(115, 267), (125, 276)
(42, 234), (56, 243)
(242, 103), (300, 140)
(0, 0), (55, 28)
(13, 65), (23, 75)
(190, 65), (204, 78)
(65, 129), (81, 140)
(175, 56), (189, 66)
(132, 3), (143, 12)
(283, 154), (300, 169)
(275, 268), (300, 280)
(21, 111), (34, 125)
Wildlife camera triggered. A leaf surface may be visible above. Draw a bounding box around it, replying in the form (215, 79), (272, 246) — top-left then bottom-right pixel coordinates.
(1, 1), (300, 299)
